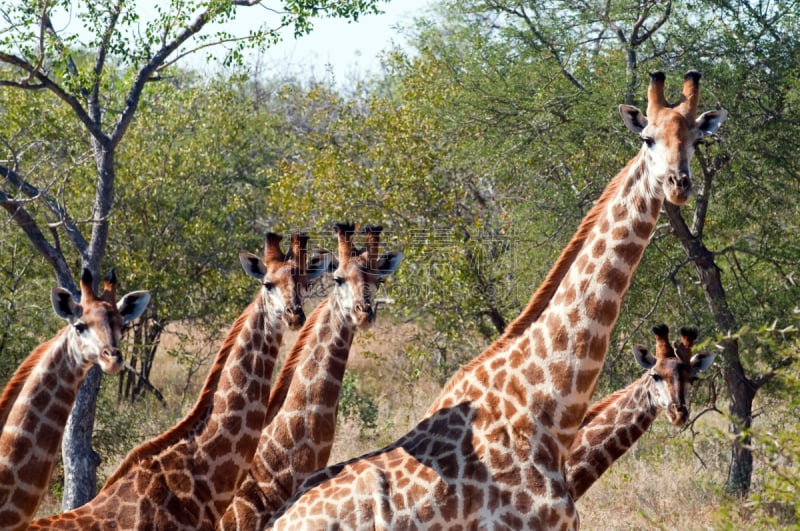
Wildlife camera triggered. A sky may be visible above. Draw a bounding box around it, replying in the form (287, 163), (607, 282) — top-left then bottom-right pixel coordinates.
(182, 0), (434, 81)
(45, 1), (433, 82)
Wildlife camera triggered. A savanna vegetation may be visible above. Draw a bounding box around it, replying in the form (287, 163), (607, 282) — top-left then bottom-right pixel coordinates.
(1, 0), (798, 528)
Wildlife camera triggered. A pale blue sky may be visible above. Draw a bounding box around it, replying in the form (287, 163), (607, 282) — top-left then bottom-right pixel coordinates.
(179, 0), (434, 80)
(46, 1), (433, 81)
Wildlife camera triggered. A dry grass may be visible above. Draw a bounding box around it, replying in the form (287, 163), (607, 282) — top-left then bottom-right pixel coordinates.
(34, 316), (796, 529)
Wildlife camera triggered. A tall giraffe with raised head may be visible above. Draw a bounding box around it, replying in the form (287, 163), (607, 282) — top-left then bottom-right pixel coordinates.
(0, 269), (150, 531)
(266, 71), (727, 529)
(29, 233), (326, 530)
(567, 324), (715, 500)
(219, 224), (403, 530)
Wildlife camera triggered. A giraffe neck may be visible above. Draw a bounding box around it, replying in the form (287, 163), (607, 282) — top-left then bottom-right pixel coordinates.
(220, 296), (358, 530)
(193, 290), (285, 521)
(0, 329), (90, 530)
(429, 155), (662, 445)
(566, 374), (659, 500)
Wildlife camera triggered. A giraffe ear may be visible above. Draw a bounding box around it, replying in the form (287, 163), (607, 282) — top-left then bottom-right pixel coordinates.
(118, 291), (151, 324)
(51, 287), (81, 322)
(307, 252), (333, 282)
(375, 251), (403, 280)
(620, 104), (648, 134)
(695, 109), (727, 138)
(690, 351), (716, 376)
(239, 251), (267, 280)
(633, 344), (656, 370)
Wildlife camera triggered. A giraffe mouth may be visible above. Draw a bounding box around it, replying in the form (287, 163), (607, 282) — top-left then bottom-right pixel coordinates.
(667, 404), (689, 426)
(99, 348), (125, 375)
(284, 307), (306, 329)
(664, 173), (692, 205)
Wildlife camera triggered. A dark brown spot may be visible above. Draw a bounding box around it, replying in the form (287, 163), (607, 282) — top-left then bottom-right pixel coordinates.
(650, 197), (662, 217)
(561, 403), (586, 430)
(613, 241), (643, 266)
(592, 239), (606, 258)
(611, 226), (630, 240)
(636, 196), (649, 213)
(599, 261), (628, 293)
(633, 218), (654, 239)
(589, 334), (609, 362)
(575, 368), (597, 394)
(552, 323), (569, 351)
(548, 361), (574, 395)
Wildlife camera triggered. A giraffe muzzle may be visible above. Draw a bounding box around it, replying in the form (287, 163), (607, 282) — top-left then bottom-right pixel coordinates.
(99, 347), (125, 375)
(668, 403), (689, 426)
(666, 172), (692, 204)
(285, 306), (306, 328)
(355, 303), (376, 326)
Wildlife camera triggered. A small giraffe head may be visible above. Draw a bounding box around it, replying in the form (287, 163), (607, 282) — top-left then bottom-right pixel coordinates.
(632, 324), (716, 426)
(50, 268), (151, 374)
(239, 232), (328, 329)
(619, 71), (727, 205)
(329, 223), (403, 327)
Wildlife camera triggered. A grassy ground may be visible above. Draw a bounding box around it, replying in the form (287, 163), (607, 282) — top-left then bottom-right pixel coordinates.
(36, 318), (798, 529)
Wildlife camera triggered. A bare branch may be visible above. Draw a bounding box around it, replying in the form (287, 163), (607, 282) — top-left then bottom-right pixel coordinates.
(91, 0), (125, 121)
(0, 189), (75, 291)
(631, 1), (672, 46)
(0, 164), (89, 258)
(484, 0), (587, 92)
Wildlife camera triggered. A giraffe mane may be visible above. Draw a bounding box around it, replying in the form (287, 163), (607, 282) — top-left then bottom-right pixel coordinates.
(440, 160), (630, 392)
(577, 380), (639, 429)
(264, 300), (328, 423)
(102, 300), (257, 488)
(0, 330), (66, 431)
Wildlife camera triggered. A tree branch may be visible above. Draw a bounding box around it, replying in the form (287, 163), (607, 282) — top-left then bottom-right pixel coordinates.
(0, 165), (89, 259)
(0, 189), (75, 291)
(0, 52), (105, 143)
(752, 355), (798, 390)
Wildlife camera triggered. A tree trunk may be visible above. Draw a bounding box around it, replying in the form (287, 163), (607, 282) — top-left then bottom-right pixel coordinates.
(61, 365), (103, 510)
(61, 145), (116, 509)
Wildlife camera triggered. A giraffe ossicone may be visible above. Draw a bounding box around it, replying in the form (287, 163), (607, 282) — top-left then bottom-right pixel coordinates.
(0, 269), (149, 531)
(265, 71), (727, 530)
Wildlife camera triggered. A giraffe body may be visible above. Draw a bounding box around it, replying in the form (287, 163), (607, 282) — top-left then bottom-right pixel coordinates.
(266, 72), (727, 530)
(0, 270), (150, 531)
(29, 234), (324, 530)
(219, 224), (402, 530)
(567, 325), (715, 500)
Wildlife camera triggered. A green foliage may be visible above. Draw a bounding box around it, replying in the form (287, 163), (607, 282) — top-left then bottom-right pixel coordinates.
(338, 370), (380, 439)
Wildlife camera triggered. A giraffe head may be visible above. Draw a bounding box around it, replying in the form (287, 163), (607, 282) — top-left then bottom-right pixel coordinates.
(329, 223), (403, 327)
(619, 71), (727, 205)
(632, 324), (716, 426)
(50, 268), (151, 374)
(239, 232), (328, 329)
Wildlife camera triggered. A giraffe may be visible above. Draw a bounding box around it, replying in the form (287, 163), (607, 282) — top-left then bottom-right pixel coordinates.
(566, 324), (715, 501)
(218, 223), (403, 530)
(29, 232), (326, 530)
(0, 269), (150, 531)
(265, 71), (728, 529)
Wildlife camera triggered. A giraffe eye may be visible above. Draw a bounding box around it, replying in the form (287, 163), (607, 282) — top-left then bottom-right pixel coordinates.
(650, 373), (662, 382)
(641, 135), (655, 147)
(74, 322), (88, 334)
(263, 281), (275, 290)
(333, 276), (345, 286)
